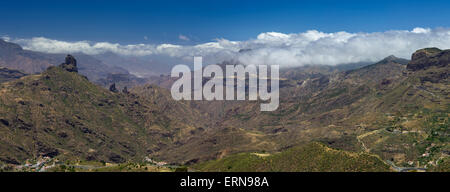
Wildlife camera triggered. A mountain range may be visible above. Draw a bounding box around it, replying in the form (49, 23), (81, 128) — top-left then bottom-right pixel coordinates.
(0, 40), (448, 172)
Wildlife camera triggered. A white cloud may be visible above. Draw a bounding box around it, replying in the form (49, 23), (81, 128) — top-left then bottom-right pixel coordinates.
(257, 32), (290, 41)
(411, 27), (431, 34)
(1, 35), (11, 42)
(178, 34), (190, 41)
(7, 27), (450, 67)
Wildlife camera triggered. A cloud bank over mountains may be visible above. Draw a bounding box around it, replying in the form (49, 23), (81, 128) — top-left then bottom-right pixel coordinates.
(3, 27), (450, 67)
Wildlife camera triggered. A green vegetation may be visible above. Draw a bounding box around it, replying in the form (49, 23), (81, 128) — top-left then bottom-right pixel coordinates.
(0, 65), (203, 165)
(45, 162), (175, 172)
(194, 142), (391, 172)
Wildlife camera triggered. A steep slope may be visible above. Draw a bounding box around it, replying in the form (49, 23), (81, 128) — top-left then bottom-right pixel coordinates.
(0, 55), (203, 165)
(0, 48), (447, 172)
(154, 51), (447, 171)
(407, 48), (449, 71)
(356, 48), (449, 168)
(0, 39), (59, 74)
(341, 55), (409, 86)
(194, 142), (390, 172)
(147, 56), (409, 164)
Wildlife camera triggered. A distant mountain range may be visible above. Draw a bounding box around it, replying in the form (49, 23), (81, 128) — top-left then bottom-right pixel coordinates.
(0, 67), (27, 83)
(0, 42), (448, 172)
(0, 39), (129, 80)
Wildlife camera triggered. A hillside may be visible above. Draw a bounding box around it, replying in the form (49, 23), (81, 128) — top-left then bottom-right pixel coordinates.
(153, 50), (448, 171)
(0, 55), (203, 165)
(149, 55), (410, 163)
(0, 48), (447, 172)
(194, 142), (391, 172)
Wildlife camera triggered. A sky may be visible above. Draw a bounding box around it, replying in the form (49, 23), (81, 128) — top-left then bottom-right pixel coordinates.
(1, 0), (450, 67)
(1, 0), (450, 44)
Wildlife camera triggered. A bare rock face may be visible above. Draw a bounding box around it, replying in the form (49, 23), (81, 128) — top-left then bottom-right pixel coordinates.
(407, 48), (449, 71)
(407, 48), (449, 83)
(109, 83), (118, 92)
(122, 86), (129, 94)
(59, 55), (78, 73)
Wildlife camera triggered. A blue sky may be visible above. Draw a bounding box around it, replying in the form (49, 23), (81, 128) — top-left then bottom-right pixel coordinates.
(1, 0), (449, 44)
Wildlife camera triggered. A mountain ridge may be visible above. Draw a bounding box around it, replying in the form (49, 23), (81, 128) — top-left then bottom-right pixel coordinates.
(0, 48), (448, 172)
(0, 39), (130, 81)
(0, 55), (205, 164)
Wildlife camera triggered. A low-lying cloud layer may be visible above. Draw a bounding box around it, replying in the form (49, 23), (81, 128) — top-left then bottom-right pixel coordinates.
(4, 27), (450, 67)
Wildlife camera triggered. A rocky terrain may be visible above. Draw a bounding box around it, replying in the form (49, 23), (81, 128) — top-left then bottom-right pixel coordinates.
(149, 48), (449, 170)
(0, 55), (206, 165)
(0, 47), (448, 172)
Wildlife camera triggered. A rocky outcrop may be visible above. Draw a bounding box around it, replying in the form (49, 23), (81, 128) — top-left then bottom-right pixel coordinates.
(407, 48), (449, 71)
(109, 83), (118, 92)
(379, 55), (409, 65)
(59, 55), (78, 73)
(122, 86), (129, 94)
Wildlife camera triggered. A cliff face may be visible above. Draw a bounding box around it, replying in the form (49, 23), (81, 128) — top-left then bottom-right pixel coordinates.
(407, 48), (449, 83)
(407, 48), (450, 71)
(59, 55), (78, 73)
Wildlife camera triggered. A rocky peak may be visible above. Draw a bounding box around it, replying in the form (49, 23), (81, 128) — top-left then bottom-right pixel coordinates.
(59, 55), (78, 73)
(109, 83), (118, 92)
(379, 55), (409, 65)
(384, 55), (398, 61)
(407, 48), (449, 71)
